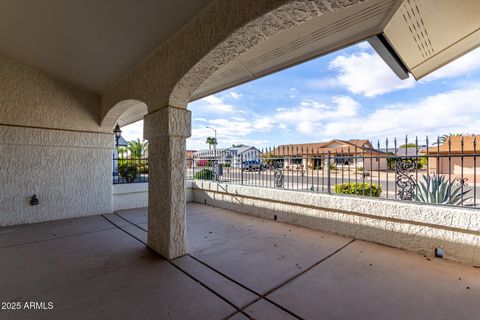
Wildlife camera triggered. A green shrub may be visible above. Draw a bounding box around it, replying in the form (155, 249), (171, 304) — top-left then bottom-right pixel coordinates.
(335, 182), (382, 197)
(356, 166), (364, 172)
(222, 163), (231, 167)
(118, 163), (138, 183)
(194, 169), (215, 180)
(388, 157), (427, 170)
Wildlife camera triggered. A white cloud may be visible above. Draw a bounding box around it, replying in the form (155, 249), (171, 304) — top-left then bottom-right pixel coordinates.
(197, 95), (236, 113)
(329, 47), (480, 97)
(193, 117), (207, 122)
(322, 86), (480, 139)
(329, 51), (415, 97)
(228, 91), (241, 99)
(120, 120), (144, 141)
(272, 96), (360, 135)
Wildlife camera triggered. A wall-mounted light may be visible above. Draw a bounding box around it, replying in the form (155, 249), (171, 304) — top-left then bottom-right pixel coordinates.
(31, 194), (39, 206)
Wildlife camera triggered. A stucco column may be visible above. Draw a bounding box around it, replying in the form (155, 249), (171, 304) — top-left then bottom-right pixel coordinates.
(144, 106), (191, 259)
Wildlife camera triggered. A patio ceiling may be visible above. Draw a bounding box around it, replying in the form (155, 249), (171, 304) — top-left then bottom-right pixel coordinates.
(0, 0), (477, 104)
(0, 0), (214, 93)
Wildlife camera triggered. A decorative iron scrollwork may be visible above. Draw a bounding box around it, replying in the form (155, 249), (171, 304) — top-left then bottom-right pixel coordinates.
(274, 162), (284, 188)
(395, 159), (417, 200)
(454, 177), (468, 187)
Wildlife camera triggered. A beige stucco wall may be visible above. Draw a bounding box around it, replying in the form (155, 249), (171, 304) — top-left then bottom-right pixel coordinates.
(0, 56), (114, 226)
(193, 181), (480, 266)
(429, 157), (480, 179)
(112, 180), (194, 212)
(362, 157), (388, 171)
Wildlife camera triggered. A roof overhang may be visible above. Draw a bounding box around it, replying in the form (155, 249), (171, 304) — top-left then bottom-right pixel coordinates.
(192, 0), (480, 101)
(383, 0), (480, 80)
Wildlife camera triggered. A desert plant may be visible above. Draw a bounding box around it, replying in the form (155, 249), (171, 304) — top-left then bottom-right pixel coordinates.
(415, 174), (471, 205)
(335, 182), (382, 197)
(194, 169), (215, 180)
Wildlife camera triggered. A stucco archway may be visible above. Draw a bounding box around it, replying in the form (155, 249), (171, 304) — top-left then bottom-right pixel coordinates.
(100, 99), (148, 131)
(102, 0), (364, 113)
(101, 0), (366, 260)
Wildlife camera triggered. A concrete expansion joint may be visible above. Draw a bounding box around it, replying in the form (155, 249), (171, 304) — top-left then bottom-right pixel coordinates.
(102, 213), (251, 319)
(0, 226), (117, 250)
(102, 211), (355, 320)
(188, 238), (356, 320)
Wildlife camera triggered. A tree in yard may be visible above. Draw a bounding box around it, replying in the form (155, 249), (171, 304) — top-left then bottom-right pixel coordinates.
(117, 146), (128, 158)
(398, 143), (417, 148)
(206, 136), (217, 149)
(436, 133), (466, 145)
(127, 139), (148, 158)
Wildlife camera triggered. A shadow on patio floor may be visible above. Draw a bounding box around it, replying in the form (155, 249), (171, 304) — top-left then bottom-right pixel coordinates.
(1, 203), (479, 319)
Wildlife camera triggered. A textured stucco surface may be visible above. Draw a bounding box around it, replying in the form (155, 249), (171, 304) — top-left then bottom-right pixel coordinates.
(144, 107), (191, 259)
(193, 181), (480, 265)
(0, 126), (113, 226)
(102, 0), (363, 113)
(0, 57), (113, 226)
(112, 180), (194, 211)
(0, 55), (104, 132)
(112, 183), (148, 211)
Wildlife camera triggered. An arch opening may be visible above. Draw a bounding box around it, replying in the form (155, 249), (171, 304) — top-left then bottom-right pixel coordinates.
(101, 99), (148, 130)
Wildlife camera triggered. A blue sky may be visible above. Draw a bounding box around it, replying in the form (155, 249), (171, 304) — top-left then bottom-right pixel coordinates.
(122, 41), (480, 150)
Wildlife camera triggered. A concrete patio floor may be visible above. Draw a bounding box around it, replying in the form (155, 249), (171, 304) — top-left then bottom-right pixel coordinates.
(1, 203), (479, 319)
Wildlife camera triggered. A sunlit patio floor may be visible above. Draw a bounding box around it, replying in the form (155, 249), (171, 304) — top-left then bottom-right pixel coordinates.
(1, 203), (480, 319)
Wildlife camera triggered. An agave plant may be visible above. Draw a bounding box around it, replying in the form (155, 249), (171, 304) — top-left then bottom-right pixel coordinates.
(415, 174), (471, 205)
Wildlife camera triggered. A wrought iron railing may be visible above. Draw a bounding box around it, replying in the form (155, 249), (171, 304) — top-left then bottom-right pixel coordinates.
(113, 158), (149, 184)
(189, 136), (480, 208)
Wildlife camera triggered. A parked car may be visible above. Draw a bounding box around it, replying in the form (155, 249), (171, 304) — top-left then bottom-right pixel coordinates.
(242, 159), (264, 171)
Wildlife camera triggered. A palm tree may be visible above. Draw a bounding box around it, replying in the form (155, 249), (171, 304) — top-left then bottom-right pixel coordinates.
(436, 133), (466, 145)
(206, 137), (217, 149)
(127, 139), (148, 158)
(117, 146), (128, 159)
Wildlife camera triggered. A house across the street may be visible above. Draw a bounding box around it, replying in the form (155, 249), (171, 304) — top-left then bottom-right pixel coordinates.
(423, 135), (479, 178)
(193, 146), (262, 167)
(274, 139), (388, 171)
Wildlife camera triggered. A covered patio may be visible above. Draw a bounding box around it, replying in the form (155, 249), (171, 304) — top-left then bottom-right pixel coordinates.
(1, 203), (478, 320)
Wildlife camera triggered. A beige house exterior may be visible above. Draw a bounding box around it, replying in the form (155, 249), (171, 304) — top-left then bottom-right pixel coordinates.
(425, 135), (480, 179)
(275, 139), (388, 171)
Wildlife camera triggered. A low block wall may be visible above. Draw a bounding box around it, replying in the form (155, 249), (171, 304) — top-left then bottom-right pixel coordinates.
(113, 180), (194, 211)
(193, 181), (480, 266)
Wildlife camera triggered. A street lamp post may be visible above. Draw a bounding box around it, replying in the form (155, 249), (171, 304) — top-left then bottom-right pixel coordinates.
(113, 123), (122, 154)
(113, 123), (122, 181)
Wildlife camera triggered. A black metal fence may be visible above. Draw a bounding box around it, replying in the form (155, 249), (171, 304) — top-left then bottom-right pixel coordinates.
(113, 158), (149, 184)
(189, 136), (480, 208)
